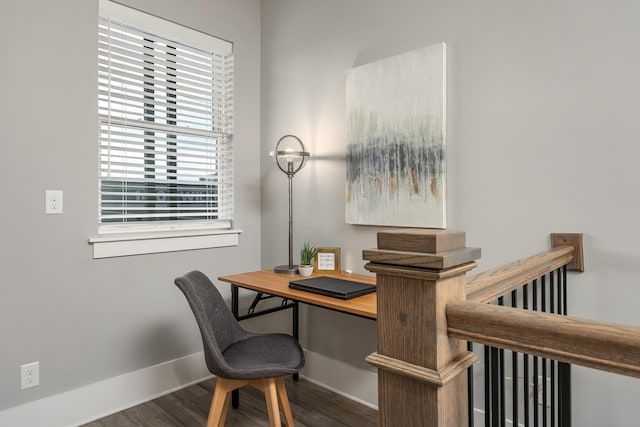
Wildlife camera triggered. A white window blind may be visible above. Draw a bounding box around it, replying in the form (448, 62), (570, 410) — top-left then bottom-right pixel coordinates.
(98, 0), (233, 232)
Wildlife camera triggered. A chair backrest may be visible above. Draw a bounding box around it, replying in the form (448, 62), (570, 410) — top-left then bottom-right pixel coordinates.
(174, 270), (249, 377)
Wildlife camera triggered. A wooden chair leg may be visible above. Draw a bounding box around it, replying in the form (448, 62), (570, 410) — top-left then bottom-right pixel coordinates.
(262, 378), (282, 427)
(207, 383), (228, 427)
(276, 376), (295, 427)
(210, 377), (294, 427)
(217, 392), (231, 427)
(208, 378), (249, 427)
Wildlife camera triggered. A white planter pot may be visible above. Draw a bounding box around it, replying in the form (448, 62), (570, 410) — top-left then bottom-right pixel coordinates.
(299, 265), (314, 276)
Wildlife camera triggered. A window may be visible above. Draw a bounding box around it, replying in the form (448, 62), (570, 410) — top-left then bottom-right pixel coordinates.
(91, 0), (238, 258)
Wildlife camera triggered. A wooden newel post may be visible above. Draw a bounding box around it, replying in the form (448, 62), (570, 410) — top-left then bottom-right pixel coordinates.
(363, 229), (481, 427)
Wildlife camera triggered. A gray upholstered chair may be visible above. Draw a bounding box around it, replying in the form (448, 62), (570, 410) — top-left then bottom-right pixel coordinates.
(175, 270), (305, 427)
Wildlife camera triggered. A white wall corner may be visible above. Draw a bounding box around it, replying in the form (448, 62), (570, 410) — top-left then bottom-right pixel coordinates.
(300, 349), (379, 410)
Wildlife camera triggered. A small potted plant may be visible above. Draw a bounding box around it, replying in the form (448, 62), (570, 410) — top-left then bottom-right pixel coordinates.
(299, 240), (318, 276)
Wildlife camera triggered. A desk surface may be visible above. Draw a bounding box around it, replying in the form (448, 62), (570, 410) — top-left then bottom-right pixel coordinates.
(218, 270), (377, 319)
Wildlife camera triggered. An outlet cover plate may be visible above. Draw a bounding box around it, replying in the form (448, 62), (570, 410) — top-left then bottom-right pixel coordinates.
(45, 190), (63, 214)
(21, 361), (40, 390)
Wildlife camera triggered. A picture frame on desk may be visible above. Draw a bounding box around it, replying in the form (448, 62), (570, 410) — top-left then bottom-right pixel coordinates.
(315, 247), (341, 273)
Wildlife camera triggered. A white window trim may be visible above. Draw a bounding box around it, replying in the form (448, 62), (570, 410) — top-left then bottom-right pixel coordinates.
(91, 0), (239, 258)
(89, 228), (242, 259)
(98, 0), (232, 54)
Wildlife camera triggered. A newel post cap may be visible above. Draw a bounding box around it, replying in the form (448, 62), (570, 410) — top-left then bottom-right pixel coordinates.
(363, 229), (481, 272)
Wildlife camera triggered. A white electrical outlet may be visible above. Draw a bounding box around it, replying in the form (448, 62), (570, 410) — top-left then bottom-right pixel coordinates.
(45, 190), (63, 214)
(21, 362), (40, 390)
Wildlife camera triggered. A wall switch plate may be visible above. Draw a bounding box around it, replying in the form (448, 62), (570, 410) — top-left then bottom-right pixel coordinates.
(45, 190), (63, 214)
(21, 362), (40, 390)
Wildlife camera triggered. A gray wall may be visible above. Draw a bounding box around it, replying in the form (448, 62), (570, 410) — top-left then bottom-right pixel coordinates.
(4, 0), (640, 423)
(0, 0), (261, 411)
(260, 0), (640, 425)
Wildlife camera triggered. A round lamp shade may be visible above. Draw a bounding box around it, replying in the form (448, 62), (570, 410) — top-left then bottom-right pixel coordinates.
(270, 135), (310, 176)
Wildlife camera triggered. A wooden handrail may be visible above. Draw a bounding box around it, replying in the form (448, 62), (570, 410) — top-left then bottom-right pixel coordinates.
(466, 246), (574, 303)
(447, 302), (640, 379)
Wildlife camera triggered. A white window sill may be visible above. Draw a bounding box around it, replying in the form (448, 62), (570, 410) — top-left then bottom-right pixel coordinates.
(88, 228), (242, 259)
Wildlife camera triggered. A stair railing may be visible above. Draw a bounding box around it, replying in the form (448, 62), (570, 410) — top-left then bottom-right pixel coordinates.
(364, 230), (640, 427)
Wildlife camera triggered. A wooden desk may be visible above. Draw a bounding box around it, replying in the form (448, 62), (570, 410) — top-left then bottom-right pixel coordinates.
(218, 269), (377, 320)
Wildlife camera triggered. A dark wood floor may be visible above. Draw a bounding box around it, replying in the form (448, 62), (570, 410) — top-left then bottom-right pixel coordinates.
(81, 376), (379, 427)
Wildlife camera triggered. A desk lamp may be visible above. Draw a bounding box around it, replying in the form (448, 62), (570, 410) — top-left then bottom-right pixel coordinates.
(270, 135), (310, 274)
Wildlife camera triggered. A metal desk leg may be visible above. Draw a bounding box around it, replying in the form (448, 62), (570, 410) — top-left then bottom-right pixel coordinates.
(231, 285), (240, 409)
(293, 301), (299, 381)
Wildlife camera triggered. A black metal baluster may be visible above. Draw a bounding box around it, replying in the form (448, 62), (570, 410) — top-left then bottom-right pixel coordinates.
(511, 289), (519, 427)
(542, 275), (548, 427)
(533, 279), (540, 427)
(498, 297), (506, 426)
(523, 283), (530, 427)
(491, 345), (500, 427)
(558, 266), (571, 427)
(468, 341), (475, 427)
(485, 344), (492, 427)
(563, 265), (568, 316)
(550, 270), (556, 427)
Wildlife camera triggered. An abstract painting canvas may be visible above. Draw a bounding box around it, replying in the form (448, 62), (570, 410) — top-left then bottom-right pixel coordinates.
(346, 42), (446, 228)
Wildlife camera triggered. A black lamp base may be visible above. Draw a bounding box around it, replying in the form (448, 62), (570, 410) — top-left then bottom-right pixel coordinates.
(274, 265), (299, 275)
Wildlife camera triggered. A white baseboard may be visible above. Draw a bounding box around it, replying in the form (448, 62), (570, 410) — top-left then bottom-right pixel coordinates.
(301, 349), (379, 409)
(0, 352), (212, 427)
(0, 349), (379, 427)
